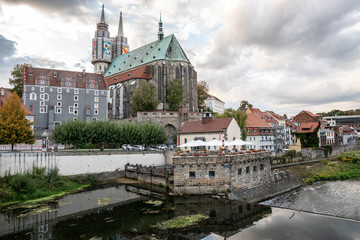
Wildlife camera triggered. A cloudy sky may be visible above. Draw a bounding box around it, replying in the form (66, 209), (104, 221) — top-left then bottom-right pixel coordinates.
(0, 0), (359, 116)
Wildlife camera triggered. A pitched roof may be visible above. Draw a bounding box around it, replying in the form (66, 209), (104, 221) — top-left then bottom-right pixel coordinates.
(23, 66), (107, 90)
(286, 119), (298, 129)
(207, 94), (224, 103)
(105, 34), (191, 77)
(0, 88), (34, 116)
(179, 118), (233, 133)
(246, 113), (272, 128)
(298, 122), (319, 133)
(105, 66), (152, 86)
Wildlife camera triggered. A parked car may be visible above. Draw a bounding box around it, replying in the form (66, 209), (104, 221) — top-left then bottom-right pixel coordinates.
(122, 144), (134, 151)
(133, 145), (145, 151)
(157, 144), (167, 150)
(145, 146), (156, 151)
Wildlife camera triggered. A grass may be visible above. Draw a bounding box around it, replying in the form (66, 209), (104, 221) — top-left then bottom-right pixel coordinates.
(282, 157), (360, 184)
(155, 214), (209, 229)
(0, 167), (96, 209)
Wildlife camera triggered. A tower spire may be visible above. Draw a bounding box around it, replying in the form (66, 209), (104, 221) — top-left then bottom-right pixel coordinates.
(158, 12), (164, 41)
(118, 11), (124, 37)
(100, 4), (105, 23)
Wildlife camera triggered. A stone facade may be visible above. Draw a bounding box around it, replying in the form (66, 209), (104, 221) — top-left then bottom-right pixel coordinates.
(173, 152), (272, 195)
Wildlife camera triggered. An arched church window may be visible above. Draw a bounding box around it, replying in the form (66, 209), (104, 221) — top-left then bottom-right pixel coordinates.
(176, 67), (180, 80)
(158, 66), (162, 100)
(184, 68), (188, 100)
(99, 65), (102, 71)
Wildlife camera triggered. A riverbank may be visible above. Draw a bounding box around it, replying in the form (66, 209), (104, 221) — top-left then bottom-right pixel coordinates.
(0, 167), (97, 209)
(280, 155), (360, 184)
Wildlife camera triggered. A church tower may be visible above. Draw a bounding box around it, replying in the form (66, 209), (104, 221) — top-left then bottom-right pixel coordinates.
(111, 12), (130, 60)
(91, 4), (112, 74)
(158, 13), (164, 41)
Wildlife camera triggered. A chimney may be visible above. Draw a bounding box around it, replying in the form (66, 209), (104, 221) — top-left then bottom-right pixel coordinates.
(82, 69), (86, 75)
(202, 112), (213, 124)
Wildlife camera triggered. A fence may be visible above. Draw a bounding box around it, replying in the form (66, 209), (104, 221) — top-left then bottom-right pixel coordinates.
(0, 144), (65, 151)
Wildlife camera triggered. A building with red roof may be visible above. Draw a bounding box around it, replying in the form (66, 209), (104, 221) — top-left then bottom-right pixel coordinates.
(178, 113), (241, 149)
(246, 113), (275, 151)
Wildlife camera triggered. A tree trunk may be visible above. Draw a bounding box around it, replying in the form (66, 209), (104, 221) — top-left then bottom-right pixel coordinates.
(11, 143), (14, 151)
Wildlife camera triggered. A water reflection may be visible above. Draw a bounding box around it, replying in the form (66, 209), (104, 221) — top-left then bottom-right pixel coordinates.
(1, 182), (360, 240)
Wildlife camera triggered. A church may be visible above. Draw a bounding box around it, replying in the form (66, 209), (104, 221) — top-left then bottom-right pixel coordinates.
(91, 5), (199, 119)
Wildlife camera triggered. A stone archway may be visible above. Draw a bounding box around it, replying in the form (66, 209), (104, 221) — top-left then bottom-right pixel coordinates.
(165, 124), (177, 144)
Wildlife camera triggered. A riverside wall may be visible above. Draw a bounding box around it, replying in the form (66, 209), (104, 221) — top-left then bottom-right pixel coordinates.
(0, 151), (166, 177)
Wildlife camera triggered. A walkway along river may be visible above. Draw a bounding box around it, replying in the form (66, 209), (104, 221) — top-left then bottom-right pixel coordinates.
(1, 180), (360, 239)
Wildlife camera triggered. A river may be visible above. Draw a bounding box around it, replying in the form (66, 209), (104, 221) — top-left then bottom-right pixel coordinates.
(261, 179), (360, 221)
(1, 181), (360, 239)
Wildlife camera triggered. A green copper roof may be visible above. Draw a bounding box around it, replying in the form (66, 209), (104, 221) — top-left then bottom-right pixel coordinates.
(105, 34), (191, 77)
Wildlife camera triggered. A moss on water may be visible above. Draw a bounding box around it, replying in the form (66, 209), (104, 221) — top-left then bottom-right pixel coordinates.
(155, 214), (209, 229)
(145, 200), (163, 207)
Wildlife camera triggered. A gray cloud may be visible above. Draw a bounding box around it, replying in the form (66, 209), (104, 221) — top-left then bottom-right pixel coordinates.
(0, 0), (95, 16)
(0, 35), (17, 63)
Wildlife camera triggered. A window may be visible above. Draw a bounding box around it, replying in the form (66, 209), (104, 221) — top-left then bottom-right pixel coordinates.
(189, 171), (196, 178)
(95, 90), (99, 96)
(69, 106), (74, 114)
(73, 117), (78, 121)
(260, 164), (264, 171)
(74, 89), (79, 94)
(57, 102), (62, 107)
(74, 109), (78, 115)
(253, 166), (257, 172)
(43, 93), (49, 101)
(40, 87), (45, 92)
(66, 81), (70, 87)
(209, 171), (215, 178)
(74, 103), (78, 108)
(39, 106), (47, 113)
(94, 103), (99, 109)
(130, 80), (136, 85)
(74, 95), (78, 101)
(238, 168), (242, 175)
(57, 94), (62, 100)
(94, 110), (99, 115)
(29, 105), (33, 111)
(56, 107), (61, 114)
(254, 129), (257, 133)
(246, 166), (250, 174)
(30, 92), (36, 100)
(40, 101), (45, 106)
(66, 88), (70, 93)
(94, 97), (99, 102)
(57, 88), (62, 93)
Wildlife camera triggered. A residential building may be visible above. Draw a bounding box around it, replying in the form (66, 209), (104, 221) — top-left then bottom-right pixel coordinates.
(178, 112), (241, 150)
(319, 129), (335, 146)
(246, 113), (275, 151)
(205, 94), (225, 114)
(96, 7), (198, 119)
(0, 87), (35, 129)
(342, 126), (358, 145)
(323, 115), (360, 130)
(22, 66), (107, 130)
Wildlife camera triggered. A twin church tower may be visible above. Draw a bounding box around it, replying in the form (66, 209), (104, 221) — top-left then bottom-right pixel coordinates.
(91, 5), (130, 74)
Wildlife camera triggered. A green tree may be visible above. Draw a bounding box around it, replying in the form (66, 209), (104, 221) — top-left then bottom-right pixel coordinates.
(216, 108), (248, 140)
(132, 81), (160, 112)
(52, 120), (88, 150)
(167, 79), (184, 111)
(9, 64), (26, 98)
(0, 92), (35, 150)
(197, 81), (209, 112)
(86, 120), (117, 151)
(238, 100), (253, 112)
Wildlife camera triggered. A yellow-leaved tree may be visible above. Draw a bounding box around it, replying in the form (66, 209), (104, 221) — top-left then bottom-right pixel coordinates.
(0, 92), (35, 150)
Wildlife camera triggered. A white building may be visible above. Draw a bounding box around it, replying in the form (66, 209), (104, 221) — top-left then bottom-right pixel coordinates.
(205, 94), (225, 114)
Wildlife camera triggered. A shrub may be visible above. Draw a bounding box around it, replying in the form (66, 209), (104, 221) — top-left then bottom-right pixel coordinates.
(9, 174), (36, 195)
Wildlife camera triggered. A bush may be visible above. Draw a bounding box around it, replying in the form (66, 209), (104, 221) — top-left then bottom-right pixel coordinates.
(9, 174), (36, 195)
(336, 151), (360, 164)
